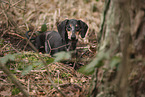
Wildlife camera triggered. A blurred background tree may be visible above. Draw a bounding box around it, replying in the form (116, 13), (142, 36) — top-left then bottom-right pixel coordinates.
(89, 0), (145, 96)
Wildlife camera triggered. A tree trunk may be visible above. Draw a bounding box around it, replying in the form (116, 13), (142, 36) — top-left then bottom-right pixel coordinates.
(91, 0), (145, 96)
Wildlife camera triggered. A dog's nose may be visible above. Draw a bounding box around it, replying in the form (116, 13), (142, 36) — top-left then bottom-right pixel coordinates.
(71, 35), (76, 40)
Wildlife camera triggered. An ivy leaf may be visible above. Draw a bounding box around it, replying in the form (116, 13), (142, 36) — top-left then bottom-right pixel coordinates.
(21, 65), (33, 75)
(12, 87), (20, 95)
(79, 50), (109, 75)
(110, 56), (121, 69)
(41, 23), (47, 33)
(46, 57), (55, 64)
(54, 51), (71, 62)
(79, 57), (103, 75)
(0, 54), (16, 64)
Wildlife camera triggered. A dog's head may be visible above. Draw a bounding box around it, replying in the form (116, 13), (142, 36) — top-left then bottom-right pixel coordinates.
(57, 19), (88, 43)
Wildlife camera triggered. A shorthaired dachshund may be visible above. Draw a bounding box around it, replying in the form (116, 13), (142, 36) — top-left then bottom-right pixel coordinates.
(26, 19), (88, 55)
(57, 19), (88, 50)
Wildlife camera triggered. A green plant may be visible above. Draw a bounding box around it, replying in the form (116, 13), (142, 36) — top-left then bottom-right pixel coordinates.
(12, 87), (20, 95)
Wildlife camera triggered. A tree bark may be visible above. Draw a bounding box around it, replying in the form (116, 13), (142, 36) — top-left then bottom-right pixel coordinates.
(91, 0), (145, 96)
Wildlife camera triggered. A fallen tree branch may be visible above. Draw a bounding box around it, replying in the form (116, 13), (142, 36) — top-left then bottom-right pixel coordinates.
(7, 32), (25, 39)
(0, 62), (29, 97)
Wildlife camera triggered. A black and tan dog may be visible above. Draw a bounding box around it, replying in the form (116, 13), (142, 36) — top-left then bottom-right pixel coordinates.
(26, 19), (88, 55)
(57, 19), (88, 51)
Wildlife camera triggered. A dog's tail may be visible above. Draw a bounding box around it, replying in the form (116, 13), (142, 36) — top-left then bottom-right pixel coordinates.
(25, 30), (35, 40)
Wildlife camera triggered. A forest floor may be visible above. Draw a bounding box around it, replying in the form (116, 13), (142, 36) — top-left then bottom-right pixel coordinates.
(0, 0), (103, 96)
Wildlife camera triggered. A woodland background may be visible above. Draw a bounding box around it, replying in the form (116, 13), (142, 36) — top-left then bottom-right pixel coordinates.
(0, 0), (145, 97)
(0, 0), (102, 96)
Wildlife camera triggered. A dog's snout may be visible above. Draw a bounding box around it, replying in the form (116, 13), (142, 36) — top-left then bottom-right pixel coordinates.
(71, 34), (76, 40)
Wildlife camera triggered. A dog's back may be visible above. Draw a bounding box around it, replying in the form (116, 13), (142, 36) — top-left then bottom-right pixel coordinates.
(26, 31), (66, 55)
(45, 31), (66, 55)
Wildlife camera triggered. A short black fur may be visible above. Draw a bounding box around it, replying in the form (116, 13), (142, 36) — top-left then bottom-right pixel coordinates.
(26, 31), (65, 55)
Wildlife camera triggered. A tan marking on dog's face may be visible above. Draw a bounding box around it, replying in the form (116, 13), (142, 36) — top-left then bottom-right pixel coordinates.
(75, 31), (79, 39)
(70, 24), (72, 27)
(67, 31), (72, 40)
(66, 24), (72, 39)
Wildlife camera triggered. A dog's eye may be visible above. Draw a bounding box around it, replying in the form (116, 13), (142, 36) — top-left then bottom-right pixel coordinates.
(75, 26), (80, 31)
(67, 25), (72, 31)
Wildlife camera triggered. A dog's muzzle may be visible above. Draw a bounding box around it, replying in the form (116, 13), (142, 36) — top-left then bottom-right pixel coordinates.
(71, 32), (76, 40)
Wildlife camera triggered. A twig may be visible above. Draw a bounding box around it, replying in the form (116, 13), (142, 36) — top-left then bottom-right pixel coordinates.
(7, 32), (25, 39)
(1, 44), (9, 50)
(9, 70), (47, 73)
(98, 0), (111, 43)
(16, 40), (23, 46)
(35, 83), (49, 94)
(55, 62), (73, 73)
(0, 0), (25, 11)
(10, 43), (20, 53)
(57, 70), (60, 85)
(80, 50), (89, 58)
(11, 0), (23, 7)
(27, 79), (30, 93)
(23, 30), (37, 51)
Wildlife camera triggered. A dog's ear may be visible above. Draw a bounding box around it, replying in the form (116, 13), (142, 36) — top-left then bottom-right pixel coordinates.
(57, 19), (69, 42)
(78, 20), (88, 38)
